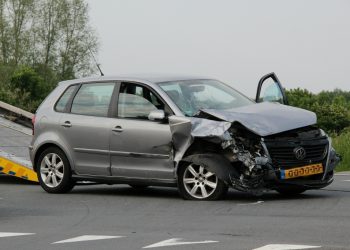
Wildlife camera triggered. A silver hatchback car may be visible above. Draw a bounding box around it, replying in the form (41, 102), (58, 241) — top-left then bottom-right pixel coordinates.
(30, 73), (340, 200)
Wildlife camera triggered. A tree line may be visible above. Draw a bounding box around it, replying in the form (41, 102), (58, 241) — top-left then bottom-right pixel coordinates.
(0, 0), (98, 111)
(286, 88), (350, 134)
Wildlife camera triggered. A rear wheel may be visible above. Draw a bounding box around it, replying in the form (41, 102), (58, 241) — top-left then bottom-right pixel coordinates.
(178, 163), (228, 200)
(275, 187), (307, 196)
(37, 147), (75, 193)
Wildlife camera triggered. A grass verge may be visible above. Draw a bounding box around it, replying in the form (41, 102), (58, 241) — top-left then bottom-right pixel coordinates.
(332, 131), (350, 172)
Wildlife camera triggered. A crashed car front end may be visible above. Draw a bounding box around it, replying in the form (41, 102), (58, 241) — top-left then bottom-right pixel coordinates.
(169, 102), (341, 194)
(224, 125), (339, 193)
(262, 127), (338, 189)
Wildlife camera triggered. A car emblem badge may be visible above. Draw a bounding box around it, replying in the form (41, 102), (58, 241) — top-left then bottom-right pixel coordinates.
(294, 146), (306, 160)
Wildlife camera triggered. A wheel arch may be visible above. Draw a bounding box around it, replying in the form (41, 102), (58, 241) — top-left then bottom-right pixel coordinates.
(178, 153), (238, 185)
(182, 139), (222, 158)
(176, 138), (237, 180)
(33, 143), (73, 173)
(176, 138), (220, 175)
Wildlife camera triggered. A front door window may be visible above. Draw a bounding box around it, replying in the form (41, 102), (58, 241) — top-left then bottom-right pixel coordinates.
(117, 82), (169, 119)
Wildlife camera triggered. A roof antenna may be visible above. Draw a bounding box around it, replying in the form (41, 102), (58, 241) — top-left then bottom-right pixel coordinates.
(88, 47), (104, 76)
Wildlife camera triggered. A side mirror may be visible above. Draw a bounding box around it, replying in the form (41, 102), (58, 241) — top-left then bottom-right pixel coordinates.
(148, 110), (166, 121)
(256, 72), (288, 105)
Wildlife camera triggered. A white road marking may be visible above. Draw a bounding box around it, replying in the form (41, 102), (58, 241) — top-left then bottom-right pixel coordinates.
(335, 173), (350, 176)
(143, 238), (218, 248)
(52, 235), (124, 244)
(238, 201), (264, 206)
(342, 180), (350, 182)
(0, 232), (35, 238)
(252, 244), (321, 250)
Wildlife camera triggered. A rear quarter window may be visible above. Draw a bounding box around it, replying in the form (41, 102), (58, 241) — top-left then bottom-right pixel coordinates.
(55, 85), (78, 112)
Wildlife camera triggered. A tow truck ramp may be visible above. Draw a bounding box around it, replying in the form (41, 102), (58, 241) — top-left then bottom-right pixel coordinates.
(0, 152), (38, 182)
(0, 102), (38, 183)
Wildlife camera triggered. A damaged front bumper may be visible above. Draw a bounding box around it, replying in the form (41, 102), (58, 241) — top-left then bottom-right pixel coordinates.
(261, 140), (341, 190)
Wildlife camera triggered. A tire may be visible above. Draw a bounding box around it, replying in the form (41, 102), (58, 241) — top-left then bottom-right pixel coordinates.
(129, 184), (149, 189)
(275, 187), (307, 196)
(37, 147), (75, 193)
(178, 162), (228, 200)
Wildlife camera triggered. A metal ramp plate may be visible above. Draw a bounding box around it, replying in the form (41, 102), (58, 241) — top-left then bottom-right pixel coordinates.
(0, 116), (38, 182)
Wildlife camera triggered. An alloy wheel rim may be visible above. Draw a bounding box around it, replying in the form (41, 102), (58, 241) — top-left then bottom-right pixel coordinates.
(40, 153), (64, 188)
(183, 164), (218, 199)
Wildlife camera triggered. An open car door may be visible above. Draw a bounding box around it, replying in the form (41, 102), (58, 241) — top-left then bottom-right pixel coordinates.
(255, 72), (288, 105)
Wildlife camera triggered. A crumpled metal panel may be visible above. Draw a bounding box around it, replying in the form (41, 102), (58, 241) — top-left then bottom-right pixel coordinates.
(169, 102), (317, 164)
(169, 116), (231, 162)
(199, 102), (317, 137)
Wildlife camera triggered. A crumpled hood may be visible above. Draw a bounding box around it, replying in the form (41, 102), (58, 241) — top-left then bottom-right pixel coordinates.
(198, 102), (317, 137)
(169, 102), (317, 165)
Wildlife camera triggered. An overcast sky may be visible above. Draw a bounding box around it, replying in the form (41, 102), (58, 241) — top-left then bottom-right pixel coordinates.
(86, 0), (349, 96)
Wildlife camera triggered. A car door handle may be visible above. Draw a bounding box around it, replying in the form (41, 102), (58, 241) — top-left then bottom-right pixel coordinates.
(112, 126), (123, 132)
(61, 121), (72, 128)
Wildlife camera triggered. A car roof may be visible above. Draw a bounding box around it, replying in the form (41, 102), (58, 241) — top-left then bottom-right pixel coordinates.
(58, 74), (213, 86)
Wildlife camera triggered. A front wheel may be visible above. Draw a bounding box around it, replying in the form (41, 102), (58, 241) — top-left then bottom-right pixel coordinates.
(178, 163), (228, 200)
(37, 147), (75, 193)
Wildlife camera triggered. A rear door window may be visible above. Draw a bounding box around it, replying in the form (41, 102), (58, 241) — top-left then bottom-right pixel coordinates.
(71, 82), (115, 117)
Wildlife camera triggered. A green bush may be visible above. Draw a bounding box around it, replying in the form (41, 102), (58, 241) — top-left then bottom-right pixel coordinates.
(311, 102), (350, 133)
(10, 66), (47, 100)
(286, 88), (316, 110)
(2, 66), (51, 112)
(286, 88), (350, 134)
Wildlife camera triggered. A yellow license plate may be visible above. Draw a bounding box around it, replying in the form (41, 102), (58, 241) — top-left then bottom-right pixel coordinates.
(280, 163), (323, 179)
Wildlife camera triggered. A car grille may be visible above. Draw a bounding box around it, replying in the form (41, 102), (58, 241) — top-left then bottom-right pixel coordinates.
(264, 138), (328, 169)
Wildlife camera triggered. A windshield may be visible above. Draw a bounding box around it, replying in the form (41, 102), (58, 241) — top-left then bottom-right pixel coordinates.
(158, 79), (254, 116)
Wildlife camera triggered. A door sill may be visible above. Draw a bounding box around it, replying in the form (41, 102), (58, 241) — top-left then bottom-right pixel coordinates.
(72, 174), (177, 187)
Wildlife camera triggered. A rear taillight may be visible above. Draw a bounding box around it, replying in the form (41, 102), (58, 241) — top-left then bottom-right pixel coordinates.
(32, 115), (36, 135)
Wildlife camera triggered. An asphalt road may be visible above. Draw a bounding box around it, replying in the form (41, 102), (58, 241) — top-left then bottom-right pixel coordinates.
(1, 173), (350, 250)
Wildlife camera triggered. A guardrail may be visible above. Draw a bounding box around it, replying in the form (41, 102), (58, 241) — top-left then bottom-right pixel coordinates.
(0, 101), (34, 119)
(0, 101), (33, 128)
